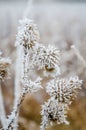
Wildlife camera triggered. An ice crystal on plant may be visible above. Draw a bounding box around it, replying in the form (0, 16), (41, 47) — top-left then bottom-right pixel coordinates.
(4, 77), (42, 130)
(15, 18), (40, 49)
(46, 76), (82, 104)
(41, 97), (69, 130)
(21, 77), (42, 93)
(20, 48), (30, 80)
(5, 111), (17, 130)
(32, 44), (61, 77)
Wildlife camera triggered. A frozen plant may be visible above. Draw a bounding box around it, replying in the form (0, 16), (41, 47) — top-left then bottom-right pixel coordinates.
(15, 18), (40, 81)
(40, 76), (82, 130)
(14, 18), (41, 130)
(0, 17), (83, 130)
(41, 97), (69, 130)
(4, 78), (41, 130)
(46, 76), (82, 104)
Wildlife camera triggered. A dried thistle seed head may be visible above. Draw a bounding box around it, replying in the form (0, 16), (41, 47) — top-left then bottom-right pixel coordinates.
(46, 76), (82, 104)
(41, 97), (69, 130)
(15, 18), (40, 49)
(0, 58), (11, 80)
(32, 45), (61, 77)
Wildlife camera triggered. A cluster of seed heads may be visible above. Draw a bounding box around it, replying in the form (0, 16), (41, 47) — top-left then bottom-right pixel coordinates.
(0, 18), (83, 130)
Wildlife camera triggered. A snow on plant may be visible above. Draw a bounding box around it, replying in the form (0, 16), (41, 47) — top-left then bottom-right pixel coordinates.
(0, 17), (83, 130)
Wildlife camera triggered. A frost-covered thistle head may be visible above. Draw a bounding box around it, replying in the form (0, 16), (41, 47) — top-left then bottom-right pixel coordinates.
(15, 18), (40, 49)
(32, 45), (61, 77)
(0, 58), (11, 80)
(46, 76), (82, 104)
(41, 97), (69, 130)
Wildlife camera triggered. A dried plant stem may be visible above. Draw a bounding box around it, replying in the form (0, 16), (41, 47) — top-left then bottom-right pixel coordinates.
(13, 0), (34, 129)
(14, 47), (22, 108)
(13, 46), (23, 130)
(0, 80), (7, 129)
(13, 48), (29, 130)
(5, 85), (29, 130)
(71, 45), (86, 68)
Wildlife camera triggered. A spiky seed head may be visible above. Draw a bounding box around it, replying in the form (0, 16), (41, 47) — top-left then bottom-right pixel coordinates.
(15, 18), (40, 49)
(46, 76), (82, 104)
(41, 97), (69, 130)
(32, 45), (61, 77)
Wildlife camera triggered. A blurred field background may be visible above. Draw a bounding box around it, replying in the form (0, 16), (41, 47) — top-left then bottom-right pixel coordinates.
(0, 0), (86, 130)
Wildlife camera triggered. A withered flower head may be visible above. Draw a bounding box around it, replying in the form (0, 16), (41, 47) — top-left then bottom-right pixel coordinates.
(15, 18), (40, 49)
(41, 97), (69, 130)
(32, 45), (61, 77)
(46, 76), (82, 104)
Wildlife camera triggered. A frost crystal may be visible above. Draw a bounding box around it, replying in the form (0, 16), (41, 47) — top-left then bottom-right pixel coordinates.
(46, 76), (82, 104)
(0, 58), (11, 80)
(32, 45), (61, 77)
(41, 97), (69, 130)
(15, 18), (40, 49)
